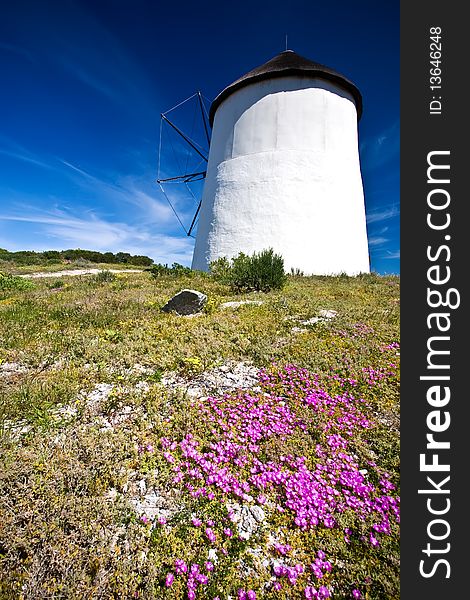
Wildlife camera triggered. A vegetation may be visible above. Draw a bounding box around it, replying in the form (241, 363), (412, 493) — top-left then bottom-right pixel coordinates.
(0, 262), (400, 599)
(0, 247), (154, 268)
(211, 249), (287, 292)
(149, 263), (194, 278)
(0, 272), (35, 292)
(91, 269), (117, 284)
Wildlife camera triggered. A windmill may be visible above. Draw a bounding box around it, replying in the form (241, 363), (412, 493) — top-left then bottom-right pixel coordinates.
(158, 50), (370, 275)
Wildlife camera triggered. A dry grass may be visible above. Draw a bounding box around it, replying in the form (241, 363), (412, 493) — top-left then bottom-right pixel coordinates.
(0, 268), (400, 599)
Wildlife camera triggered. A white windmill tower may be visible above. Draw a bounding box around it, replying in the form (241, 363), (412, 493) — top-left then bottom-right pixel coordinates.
(190, 50), (370, 275)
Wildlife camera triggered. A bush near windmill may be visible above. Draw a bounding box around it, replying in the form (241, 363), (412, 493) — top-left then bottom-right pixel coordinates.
(210, 248), (287, 293)
(0, 256), (399, 599)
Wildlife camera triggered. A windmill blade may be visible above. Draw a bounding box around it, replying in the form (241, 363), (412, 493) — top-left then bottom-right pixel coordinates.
(156, 171), (206, 184)
(197, 91), (211, 147)
(156, 92), (211, 237)
(187, 200), (201, 237)
(161, 114), (208, 163)
(157, 182), (189, 236)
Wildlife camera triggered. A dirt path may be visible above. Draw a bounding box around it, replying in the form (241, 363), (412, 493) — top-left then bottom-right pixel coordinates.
(20, 269), (143, 279)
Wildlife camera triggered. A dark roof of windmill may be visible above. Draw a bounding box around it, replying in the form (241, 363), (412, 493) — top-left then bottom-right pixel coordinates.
(209, 50), (362, 125)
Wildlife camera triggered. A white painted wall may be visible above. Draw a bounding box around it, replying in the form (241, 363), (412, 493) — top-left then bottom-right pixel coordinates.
(191, 76), (370, 275)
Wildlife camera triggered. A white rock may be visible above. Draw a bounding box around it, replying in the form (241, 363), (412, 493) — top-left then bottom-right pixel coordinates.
(86, 383), (114, 407)
(208, 548), (219, 563)
(0, 362), (29, 377)
(319, 309), (338, 319)
(291, 327), (308, 333)
(299, 317), (321, 325)
(220, 300), (263, 309)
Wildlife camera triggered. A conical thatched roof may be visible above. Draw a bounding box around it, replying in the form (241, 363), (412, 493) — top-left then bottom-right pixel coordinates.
(209, 50), (362, 125)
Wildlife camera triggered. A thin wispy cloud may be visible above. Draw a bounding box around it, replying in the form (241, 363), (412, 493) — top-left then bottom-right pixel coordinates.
(0, 148), (52, 170)
(0, 138), (193, 249)
(360, 120), (399, 172)
(0, 207), (194, 264)
(58, 159), (180, 226)
(46, 2), (155, 109)
(3, 1), (159, 112)
(0, 137), (54, 171)
(366, 205), (399, 224)
(0, 41), (36, 63)
(368, 236), (389, 247)
(59, 159), (99, 180)
(127, 188), (177, 224)
(1, 139), (198, 235)
(55, 58), (122, 103)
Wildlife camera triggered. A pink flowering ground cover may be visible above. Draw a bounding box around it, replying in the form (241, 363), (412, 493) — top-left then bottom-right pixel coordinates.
(139, 359), (400, 599)
(0, 271), (400, 599)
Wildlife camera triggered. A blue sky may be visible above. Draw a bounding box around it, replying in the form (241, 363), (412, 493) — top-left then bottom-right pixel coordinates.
(0, 0), (399, 273)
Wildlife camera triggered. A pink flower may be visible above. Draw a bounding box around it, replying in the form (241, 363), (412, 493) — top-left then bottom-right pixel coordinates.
(205, 527), (216, 543)
(274, 543), (291, 555)
(175, 559), (187, 575)
(165, 572), (174, 587)
(158, 516), (167, 525)
(352, 590), (361, 599)
(157, 363), (399, 598)
(163, 451), (175, 463)
(318, 586), (330, 598)
(205, 561), (214, 572)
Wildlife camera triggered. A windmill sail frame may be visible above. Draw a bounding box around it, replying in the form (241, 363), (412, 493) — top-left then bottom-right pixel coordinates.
(156, 91), (211, 237)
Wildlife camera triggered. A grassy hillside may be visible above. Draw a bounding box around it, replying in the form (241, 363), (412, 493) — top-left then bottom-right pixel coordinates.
(0, 268), (400, 599)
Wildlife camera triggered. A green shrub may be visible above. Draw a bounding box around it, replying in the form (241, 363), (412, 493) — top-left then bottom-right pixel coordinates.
(103, 328), (123, 343)
(92, 270), (116, 284)
(0, 272), (35, 292)
(149, 263), (192, 278)
(290, 267), (305, 277)
(226, 248), (287, 292)
(47, 279), (65, 289)
(208, 256), (232, 284)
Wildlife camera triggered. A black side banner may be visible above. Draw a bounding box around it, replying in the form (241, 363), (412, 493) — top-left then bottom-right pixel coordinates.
(401, 3), (467, 598)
